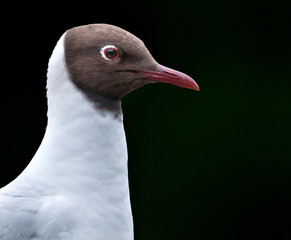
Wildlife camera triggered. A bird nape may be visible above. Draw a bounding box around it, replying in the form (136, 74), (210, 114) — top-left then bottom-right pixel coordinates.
(0, 24), (199, 240)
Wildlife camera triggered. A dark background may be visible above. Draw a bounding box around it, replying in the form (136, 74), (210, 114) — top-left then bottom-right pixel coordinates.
(1, 0), (290, 239)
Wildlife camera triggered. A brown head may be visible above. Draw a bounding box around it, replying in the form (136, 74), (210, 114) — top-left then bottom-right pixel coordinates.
(64, 24), (199, 114)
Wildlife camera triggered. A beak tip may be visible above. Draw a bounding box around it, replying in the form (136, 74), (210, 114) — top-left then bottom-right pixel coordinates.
(190, 82), (200, 91)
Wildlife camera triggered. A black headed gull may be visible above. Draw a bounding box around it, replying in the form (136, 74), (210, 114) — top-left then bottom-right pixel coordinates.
(0, 24), (199, 240)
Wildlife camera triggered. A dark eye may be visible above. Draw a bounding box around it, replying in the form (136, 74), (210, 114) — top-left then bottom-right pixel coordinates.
(100, 45), (119, 61)
(105, 48), (118, 60)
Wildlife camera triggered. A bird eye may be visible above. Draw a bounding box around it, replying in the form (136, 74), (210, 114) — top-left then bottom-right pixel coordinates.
(100, 45), (119, 61)
(105, 48), (118, 59)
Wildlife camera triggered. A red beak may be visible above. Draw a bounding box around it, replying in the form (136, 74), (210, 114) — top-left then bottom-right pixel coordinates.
(138, 64), (199, 91)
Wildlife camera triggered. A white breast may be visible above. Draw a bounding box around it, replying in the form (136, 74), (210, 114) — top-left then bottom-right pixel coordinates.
(0, 33), (133, 240)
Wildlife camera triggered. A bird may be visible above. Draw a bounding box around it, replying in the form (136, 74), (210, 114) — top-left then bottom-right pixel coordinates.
(0, 24), (199, 240)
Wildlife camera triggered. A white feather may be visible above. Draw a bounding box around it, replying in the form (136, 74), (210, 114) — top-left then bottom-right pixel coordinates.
(0, 34), (133, 240)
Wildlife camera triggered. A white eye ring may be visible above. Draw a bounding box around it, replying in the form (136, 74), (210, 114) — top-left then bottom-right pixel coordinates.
(100, 45), (118, 61)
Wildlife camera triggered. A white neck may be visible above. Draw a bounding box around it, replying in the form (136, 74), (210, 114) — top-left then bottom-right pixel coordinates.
(6, 34), (133, 239)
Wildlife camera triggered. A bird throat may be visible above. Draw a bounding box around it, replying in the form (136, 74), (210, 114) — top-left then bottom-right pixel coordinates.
(74, 86), (123, 119)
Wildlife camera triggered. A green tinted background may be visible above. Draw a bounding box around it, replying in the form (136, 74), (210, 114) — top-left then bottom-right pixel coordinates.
(1, 1), (290, 239)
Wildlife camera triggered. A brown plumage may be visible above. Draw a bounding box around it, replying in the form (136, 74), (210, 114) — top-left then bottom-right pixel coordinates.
(65, 24), (157, 98)
(64, 24), (199, 115)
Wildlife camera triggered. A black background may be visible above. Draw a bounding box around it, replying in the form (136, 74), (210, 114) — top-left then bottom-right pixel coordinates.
(1, 1), (291, 239)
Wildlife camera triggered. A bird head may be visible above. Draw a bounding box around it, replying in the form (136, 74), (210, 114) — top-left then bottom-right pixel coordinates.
(64, 24), (199, 101)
